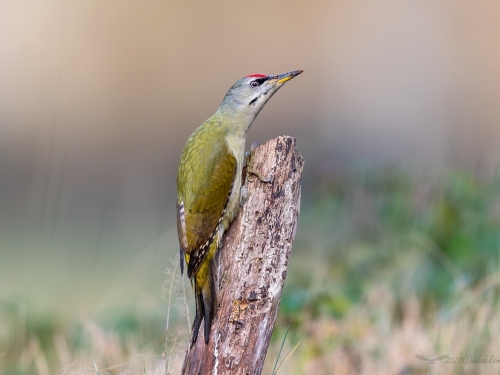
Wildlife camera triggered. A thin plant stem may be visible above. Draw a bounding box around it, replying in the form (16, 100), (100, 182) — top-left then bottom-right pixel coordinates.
(273, 341), (301, 375)
(165, 261), (178, 373)
(272, 322), (291, 375)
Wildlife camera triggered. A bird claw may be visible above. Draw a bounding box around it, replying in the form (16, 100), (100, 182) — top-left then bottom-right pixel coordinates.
(250, 142), (260, 152)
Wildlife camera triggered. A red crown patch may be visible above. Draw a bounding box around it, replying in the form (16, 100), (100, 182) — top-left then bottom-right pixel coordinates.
(245, 74), (267, 78)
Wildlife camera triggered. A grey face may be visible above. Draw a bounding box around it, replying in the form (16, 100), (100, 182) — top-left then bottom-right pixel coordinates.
(220, 71), (303, 117)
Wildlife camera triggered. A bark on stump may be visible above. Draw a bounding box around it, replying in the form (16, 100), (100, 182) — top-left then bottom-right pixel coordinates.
(181, 135), (304, 375)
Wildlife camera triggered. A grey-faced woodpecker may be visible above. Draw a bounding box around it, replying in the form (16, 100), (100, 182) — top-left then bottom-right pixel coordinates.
(176, 70), (303, 344)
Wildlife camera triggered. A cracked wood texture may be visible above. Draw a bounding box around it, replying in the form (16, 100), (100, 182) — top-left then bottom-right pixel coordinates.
(181, 136), (304, 375)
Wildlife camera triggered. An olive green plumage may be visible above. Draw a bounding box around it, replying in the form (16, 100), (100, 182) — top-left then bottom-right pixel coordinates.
(176, 70), (303, 345)
(177, 117), (238, 345)
(177, 121), (236, 277)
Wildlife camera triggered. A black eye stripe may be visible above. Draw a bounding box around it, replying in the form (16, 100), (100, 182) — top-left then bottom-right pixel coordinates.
(250, 77), (268, 87)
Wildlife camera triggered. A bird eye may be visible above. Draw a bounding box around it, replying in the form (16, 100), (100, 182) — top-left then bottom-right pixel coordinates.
(250, 81), (259, 88)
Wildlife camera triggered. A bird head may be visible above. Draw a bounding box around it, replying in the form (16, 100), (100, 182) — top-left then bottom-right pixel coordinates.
(218, 70), (303, 125)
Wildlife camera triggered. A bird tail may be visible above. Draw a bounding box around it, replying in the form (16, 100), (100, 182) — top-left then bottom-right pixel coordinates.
(191, 282), (204, 345)
(190, 241), (218, 345)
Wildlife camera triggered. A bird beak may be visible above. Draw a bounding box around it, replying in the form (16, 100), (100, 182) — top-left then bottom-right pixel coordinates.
(270, 70), (303, 85)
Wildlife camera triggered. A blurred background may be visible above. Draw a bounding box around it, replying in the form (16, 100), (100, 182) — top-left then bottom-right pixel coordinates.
(1, 0), (500, 374)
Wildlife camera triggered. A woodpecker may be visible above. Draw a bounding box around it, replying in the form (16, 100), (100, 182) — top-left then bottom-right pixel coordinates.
(176, 70), (303, 344)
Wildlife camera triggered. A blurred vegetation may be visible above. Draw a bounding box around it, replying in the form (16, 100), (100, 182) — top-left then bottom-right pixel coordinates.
(272, 165), (500, 374)
(1, 166), (500, 374)
(281, 166), (500, 322)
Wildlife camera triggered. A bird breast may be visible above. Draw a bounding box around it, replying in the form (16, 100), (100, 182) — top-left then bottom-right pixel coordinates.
(222, 134), (246, 228)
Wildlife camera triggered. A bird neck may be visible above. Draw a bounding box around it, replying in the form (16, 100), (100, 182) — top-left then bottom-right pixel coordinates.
(214, 103), (257, 139)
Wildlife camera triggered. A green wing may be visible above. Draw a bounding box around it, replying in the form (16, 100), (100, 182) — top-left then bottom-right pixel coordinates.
(177, 124), (236, 278)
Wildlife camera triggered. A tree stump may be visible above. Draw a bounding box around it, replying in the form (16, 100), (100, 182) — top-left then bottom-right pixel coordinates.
(181, 135), (304, 375)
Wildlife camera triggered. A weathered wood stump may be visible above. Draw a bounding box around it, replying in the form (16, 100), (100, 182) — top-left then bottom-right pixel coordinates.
(181, 135), (304, 375)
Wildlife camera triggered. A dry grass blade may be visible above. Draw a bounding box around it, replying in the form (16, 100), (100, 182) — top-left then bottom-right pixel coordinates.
(165, 261), (178, 339)
(92, 357), (100, 375)
(272, 322), (291, 375)
(84, 362), (127, 375)
(272, 340), (301, 375)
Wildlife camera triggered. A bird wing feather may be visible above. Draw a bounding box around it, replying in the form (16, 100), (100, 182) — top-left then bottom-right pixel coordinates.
(177, 125), (236, 278)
